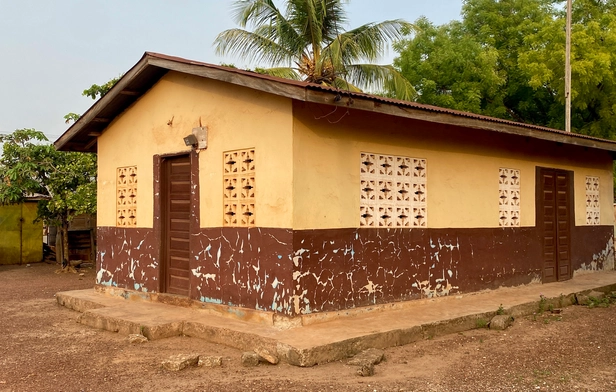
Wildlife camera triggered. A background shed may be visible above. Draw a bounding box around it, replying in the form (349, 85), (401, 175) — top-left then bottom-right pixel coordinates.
(0, 200), (43, 265)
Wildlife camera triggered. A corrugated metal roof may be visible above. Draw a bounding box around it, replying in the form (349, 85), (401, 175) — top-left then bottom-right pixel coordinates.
(54, 51), (616, 153)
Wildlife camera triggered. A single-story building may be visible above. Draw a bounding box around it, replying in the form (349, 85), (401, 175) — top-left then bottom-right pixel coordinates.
(55, 52), (615, 319)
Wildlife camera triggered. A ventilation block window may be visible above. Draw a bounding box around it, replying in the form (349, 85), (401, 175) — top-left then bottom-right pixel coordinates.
(223, 149), (255, 227)
(360, 152), (427, 227)
(117, 166), (137, 227)
(498, 168), (520, 227)
(585, 176), (600, 225)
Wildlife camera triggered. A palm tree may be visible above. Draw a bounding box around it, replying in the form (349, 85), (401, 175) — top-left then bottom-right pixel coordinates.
(214, 0), (416, 100)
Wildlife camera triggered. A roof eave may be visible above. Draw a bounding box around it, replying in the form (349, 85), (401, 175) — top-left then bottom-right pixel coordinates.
(302, 88), (616, 153)
(54, 53), (157, 152)
(54, 52), (616, 155)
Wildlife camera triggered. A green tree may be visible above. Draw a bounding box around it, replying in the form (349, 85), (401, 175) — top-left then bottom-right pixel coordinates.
(394, 0), (559, 124)
(0, 129), (97, 267)
(214, 0), (416, 99)
(395, 0), (616, 139)
(462, 0), (560, 125)
(520, 0), (616, 139)
(394, 18), (506, 116)
(64, 76), (121, 123)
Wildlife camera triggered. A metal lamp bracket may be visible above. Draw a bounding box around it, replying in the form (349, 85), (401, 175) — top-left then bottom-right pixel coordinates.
(192, 126), (208, 150)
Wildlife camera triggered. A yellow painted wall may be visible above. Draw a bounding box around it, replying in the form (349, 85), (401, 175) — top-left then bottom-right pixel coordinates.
(97, 74), (612, 231)
(0, 202), (42, 265)
(97, 71), (293, 228)
(292, 101), (614, 229)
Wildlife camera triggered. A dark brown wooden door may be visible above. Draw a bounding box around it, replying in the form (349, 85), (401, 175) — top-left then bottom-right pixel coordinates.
(161, 155), (191, 296)
(537, 167), (573, 283)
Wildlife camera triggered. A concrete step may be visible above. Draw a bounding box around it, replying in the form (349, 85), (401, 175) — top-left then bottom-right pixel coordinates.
(78, 304), (185, 340)
(56, 270), (616, 367)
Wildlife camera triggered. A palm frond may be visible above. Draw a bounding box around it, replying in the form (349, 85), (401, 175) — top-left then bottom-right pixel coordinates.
(228, 1), (312, 62)
(327, 20), (415, 64)
(320, 0), (348, 42)
(253, 24), (307, 58)
(345, 64), (417, 101)
(331, 76), (362, 92)
(253, 67), (301, 80)
(214, 28), (295, 66)
(232, 0), (283, 28)
(286, 0), (348, 55)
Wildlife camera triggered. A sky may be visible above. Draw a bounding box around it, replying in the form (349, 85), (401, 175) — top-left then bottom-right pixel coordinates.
(0, 0), (463, 142)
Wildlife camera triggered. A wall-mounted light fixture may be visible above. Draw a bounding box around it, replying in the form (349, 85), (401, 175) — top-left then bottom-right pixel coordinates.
(183, 125), (208, 150)
(183, 133), (198, 147)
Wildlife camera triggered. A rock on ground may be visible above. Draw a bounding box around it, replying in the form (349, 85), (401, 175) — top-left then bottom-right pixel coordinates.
(127, 334), (148, 344)
(348, 348), (385, 366)
(241, 352), (260, 367)
(162, 354), (200, 371)
(588, 290), (606, 300)
(577, 290), (605, 305)
(490, 315), (514, 330)
(356, 363), (375, 377)
(198, 356), (223, 367)
(254, 347), (279, 365)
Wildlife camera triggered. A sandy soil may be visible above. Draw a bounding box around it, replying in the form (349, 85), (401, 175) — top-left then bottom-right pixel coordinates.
(1, 262), (616, 392)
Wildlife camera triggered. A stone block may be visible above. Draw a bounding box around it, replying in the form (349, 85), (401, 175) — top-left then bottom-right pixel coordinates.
(578, 290), (606, 306)
(490, 315), (513, 330)
(588, 290), (606, 300)
(241, 352), (260, 367)
(576, 293), (590, 306)
(347, 348), (385, 366)
(255, 347), (279, 365)
(198, 356), (223, 367)
(356, 363), (375, 377)
(161, 354), (199, 371)
(127, 334), (148, 344)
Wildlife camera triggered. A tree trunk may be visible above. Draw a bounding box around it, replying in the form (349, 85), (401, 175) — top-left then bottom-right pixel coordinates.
(61, 218), (69, 268)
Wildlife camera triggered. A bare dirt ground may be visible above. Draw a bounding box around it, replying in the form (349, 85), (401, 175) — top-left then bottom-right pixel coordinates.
(2, 262), (616, 392)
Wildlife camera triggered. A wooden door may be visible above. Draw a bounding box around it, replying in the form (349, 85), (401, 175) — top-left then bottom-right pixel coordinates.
(161, 154), (191, 296)
(537, 167), (573, 283)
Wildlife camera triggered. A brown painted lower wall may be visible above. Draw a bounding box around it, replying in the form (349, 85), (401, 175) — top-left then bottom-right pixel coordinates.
(96, 226), (294, 313)
(291, 227), (543, 315)
(96, 227), (160, 293)
(96, 225), (614, 317)
(190, 227), (294, 312)
(571, 225), (614, 272)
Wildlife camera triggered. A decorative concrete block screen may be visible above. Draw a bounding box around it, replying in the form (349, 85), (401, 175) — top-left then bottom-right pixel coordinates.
(498, 168), (520, 227)
(586, 176), (600, 225)
(116, 166), (137, 227)
(223, 149), (256, 227)
(360, 152), (427, 227)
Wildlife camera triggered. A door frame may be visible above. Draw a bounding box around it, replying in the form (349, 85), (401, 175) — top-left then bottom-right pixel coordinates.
(153, 150), (200, 294)
(535, 166), (574, 283)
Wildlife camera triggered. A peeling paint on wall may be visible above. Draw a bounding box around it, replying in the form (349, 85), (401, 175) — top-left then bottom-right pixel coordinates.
(95, 224), (613, 317)
(571, 225), (615, 276)
(574, 237), (614, 275)
(96, 227), (160, 292)
(291, 227), (543, 316)
(190, 227), (294, 314)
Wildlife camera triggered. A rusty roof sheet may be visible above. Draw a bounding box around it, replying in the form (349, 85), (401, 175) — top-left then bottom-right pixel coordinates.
(54, 51), (616, 153)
